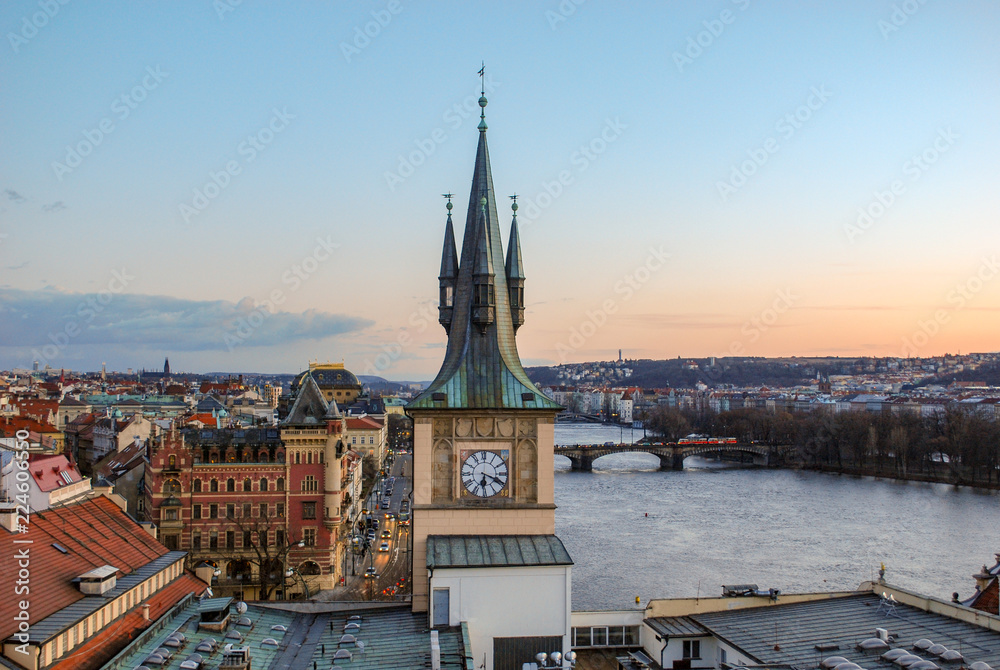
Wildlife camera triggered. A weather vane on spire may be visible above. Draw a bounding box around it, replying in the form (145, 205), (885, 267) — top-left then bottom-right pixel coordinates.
(477, 62), (488, 132)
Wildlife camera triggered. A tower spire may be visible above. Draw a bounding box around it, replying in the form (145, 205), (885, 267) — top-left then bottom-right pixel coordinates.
(409, 74), (560, 412)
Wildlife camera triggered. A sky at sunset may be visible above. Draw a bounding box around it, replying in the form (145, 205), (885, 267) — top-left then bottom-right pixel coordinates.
(1, 1), (998, 379)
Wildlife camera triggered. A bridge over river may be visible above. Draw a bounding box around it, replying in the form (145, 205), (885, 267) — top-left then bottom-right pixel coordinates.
(553, 441), (797, 471)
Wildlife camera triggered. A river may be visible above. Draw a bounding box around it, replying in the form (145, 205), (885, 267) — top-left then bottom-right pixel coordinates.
(553, 423), (1000, 611)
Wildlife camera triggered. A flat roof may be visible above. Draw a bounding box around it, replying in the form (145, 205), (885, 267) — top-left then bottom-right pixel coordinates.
(427, 534), (573, 569)
(111, 602), (471, 669)
(692, 593), (1000, 669)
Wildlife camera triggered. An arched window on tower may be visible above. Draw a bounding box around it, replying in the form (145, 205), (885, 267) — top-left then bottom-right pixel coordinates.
(260, 478), (268, 492)
(226, 478), (235, 492)
(243, 478), (252, 492)
(192, 478), (202, 493)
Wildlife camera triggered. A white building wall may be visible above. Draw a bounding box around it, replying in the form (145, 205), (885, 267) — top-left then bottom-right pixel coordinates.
(430, 565), (571, 670)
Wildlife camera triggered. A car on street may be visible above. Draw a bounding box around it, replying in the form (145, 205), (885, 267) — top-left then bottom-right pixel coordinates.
(379, 541), (390, 552)
(364, 567), (378, 578)
(380, 529), (391, 539)
(381, 497), (390, 508)
(384, 511), (395, 520)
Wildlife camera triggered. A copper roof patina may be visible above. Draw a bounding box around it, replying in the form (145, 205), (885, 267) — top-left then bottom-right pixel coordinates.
(408, 96), (560, 412)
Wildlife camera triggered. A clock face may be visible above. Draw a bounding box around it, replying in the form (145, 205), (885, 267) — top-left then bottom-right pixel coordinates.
(461, 450), (509, 498)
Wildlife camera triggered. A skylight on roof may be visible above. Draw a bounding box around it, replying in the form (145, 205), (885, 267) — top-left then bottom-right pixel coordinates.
(52, 542), (69, 554)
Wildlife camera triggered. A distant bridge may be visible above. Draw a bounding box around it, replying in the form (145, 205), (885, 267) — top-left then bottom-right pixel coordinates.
(553, 440), (797, 471)
(555, 413), (604, 423)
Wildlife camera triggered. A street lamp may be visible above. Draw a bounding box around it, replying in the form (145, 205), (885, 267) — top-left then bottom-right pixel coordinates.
(285, 567), (311, 599)
(533, 650), (577, 668)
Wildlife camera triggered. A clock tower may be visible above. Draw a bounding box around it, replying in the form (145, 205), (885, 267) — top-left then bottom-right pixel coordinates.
(407, 84), (573, 670)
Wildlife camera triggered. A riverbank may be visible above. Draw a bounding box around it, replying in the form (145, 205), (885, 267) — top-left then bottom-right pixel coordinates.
(802, 462), (1000, 491)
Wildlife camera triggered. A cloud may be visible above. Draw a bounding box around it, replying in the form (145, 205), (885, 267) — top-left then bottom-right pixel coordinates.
(42, 201), (66, 212)
(4, 189), (25, 203)
(0, 287), (373, 350)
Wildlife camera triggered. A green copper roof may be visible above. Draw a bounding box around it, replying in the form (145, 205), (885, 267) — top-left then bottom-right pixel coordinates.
(408, 107), (560, 412)
(426, 535), (573, 569)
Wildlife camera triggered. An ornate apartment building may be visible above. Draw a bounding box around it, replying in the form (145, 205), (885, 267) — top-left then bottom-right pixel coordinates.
(146, 368), (362, 599)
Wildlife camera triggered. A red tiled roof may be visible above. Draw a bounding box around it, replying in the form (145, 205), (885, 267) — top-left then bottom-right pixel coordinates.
(46, 573), (207, 670)
(0, 415), (60, 436)
(346, 417), (382, 430)
(0, 496), (169, 643)
(28, 454), (82, 492)
(971, 579), (999, 615)
(12, 398), (59, 422)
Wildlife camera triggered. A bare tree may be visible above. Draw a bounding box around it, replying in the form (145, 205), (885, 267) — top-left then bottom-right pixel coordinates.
(215, 507), (303, 601)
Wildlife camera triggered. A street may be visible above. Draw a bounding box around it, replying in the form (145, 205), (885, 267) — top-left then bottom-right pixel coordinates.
(320, 452), (412, 602)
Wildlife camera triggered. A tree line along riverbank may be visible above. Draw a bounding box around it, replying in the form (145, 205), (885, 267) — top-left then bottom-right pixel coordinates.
(641, 405), (1000, 490)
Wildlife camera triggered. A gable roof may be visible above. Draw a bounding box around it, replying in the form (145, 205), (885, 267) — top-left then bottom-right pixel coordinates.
(282, 373), (340, 425)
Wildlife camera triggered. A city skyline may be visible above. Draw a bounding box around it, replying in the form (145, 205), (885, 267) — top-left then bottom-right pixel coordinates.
(2, 2), (998, 379)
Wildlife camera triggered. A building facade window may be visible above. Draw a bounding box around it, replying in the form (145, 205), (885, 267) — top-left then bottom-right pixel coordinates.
(193, 504), (201, 519)
(242, 530), (252, 547)
(259, 503), (268, 517)
(210, 479), (219, 492)
(243, 478), (252, 492)
(260, 477), (268, 492)
(226, 531), (235, 549)
(209, 531), (218, 549)
(227, 478), (235, 492)
(243, 503), (251, 518)
(210, 504), (218, 519)
(302, 501), (316, 519)
(192, 532), (201, 549)
(193, 478), (202, 493)
(226, 503), (235, 519)
(303, 528), (316, 546)
(277, 477), (285, 491)
(683, 640), (701, 659)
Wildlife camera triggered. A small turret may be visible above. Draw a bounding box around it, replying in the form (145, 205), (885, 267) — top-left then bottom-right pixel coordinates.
(506, 195), (525, 332)
(438, 194), (458, 333)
